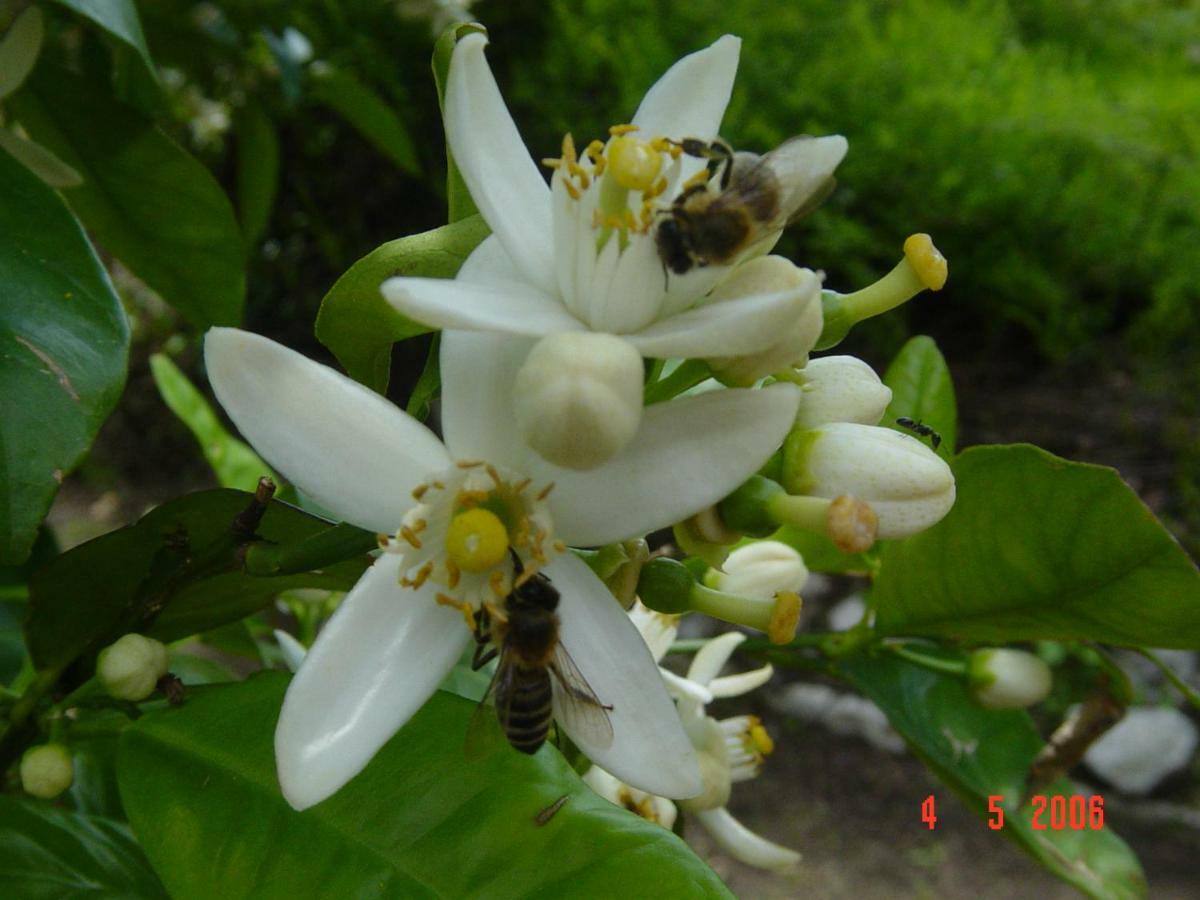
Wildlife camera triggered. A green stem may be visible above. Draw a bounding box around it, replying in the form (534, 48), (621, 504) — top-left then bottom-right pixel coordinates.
(243, 522), (378, 576)
(644, 359), (712, 405)
(1134, 647), (1200, 710)
(886, 643), (967, 677)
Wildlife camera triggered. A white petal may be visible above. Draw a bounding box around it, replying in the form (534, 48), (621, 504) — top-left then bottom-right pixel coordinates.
(625, 286), (809, 358)
(591, 234), (666, 335)
(381, 276), (583, 337)
(204, 328), (449, 533)
(694, 807), (801, 872)
(539, 384), (802, 546)
(687, 632), (745, 686)
(273, 630), (307, 673)
(274, 555), (469, 810)
(546, 554), (701, 799)
(445, 33), (556, 294)
(631, 35), (740, 142)
(439, 330), (535, 468)
(628, 600), (679, 663)
(710, 664), (774, 699)
(660, 667), (714, 705)
(458, 234), (526, 283)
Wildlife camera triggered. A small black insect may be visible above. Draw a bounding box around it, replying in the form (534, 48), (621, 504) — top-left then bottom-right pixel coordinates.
(896, 417), (942, 450)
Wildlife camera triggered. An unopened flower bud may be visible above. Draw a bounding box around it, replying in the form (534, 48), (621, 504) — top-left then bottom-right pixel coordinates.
(97, 633), (170, 701)
(706, 258), (823, 386)
(793, 356), (892, 429)
(783, 422), (955, 539)
(969, 648), (1053, 710)
(20, 744), (73, 799)
(514, 332), (643, 470)
(709, 541), (808, 600)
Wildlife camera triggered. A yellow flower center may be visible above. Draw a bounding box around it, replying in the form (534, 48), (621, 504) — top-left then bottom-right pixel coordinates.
(445, 507), (510, 573)
(607, 134), (663, 192)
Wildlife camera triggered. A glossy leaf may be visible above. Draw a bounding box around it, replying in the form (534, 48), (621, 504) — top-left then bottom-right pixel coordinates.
(234, 100), (279, 249)
(0, 7), (43, 99)
(0, 147), (129, 565)
(120, 674), (731, 899)
(309, 67), (419, 175)
(0, 126), (81, 188)
(149, 353), (277, 491)
(47, 0), (160, 102)
(66, 734), (126, 820)
(432, 23), (485, 222)
(873, 445), (1200, 647)
(0, 797), (167, 899)
(314, 215), (489, 391)
(881, 334), (957, 458)
(840, 652), (1145, 900)
(26, 491), (369, 671)
(10, 64), (244, 329)
(406, 334), (441, 421)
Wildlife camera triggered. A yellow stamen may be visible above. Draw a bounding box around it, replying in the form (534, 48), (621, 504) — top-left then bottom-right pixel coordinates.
(402, 561), (434, 590)
(827, 495), (878, 554)
(446, 507), (510, 573)
(412, 483), (429, 501)
(541, 157), (563, 170)
(400, 525), (423, 549)
(537, 482), (556, 501)
(903, 233), (948, 291)
(748, 718), (775, 756)
(609, 123), (639, 136)
(585, 139), (606, 161)
(561, 133), (578, 165)
(456, 459), (483, 469)
(446, 560), (461, 589)
(768, 592), (803, 645)
(436, 593), (477, 631)
(563, 180), (581, 200)
(377, 533), (390, 549)
(489, 569), (508, 597)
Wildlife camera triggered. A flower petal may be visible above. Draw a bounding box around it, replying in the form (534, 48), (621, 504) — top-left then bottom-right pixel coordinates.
(545, 554), (701, 799)
(660, 667), (714, 706)
(439, 330), (535, 468)
(381, 276), (584, 337)
(686, 632), (745, 686)
(624, 285), (810, 359)
(709, 664), (774, 699)
(273, 629), (308, 673)
(631, 35), (740, 142)
(445, 33), (555, 294)
(204, 328), (450, 533)
(541, 383), (802, 546)
(694, 807), (801, 872)
(275, 555), (469, 810)
(628, 600), (679, 663)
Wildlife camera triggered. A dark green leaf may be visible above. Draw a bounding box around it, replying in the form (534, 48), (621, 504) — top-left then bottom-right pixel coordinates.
(26, 491), (369, 671)
(873, 445), (1200, 647)
(432, 23), (485, 222)
(840, 652), (1145, 900)
(66, 734), (126, 820)
(233, 100), (279, 249)
(0, 7), (43, 99)
(0, 147), (128, 565)
(48, 0), (159, 94)
(10, 64), (244, 328)
(309, 68), (419, 175)
(406, 334), (440, 421)
(120, 674), (731, 899)
(882, 334), (957, 458)
(0, 796), (167, 898)
(314, 216), (489, 391)
(0, 600), (25, 684)
(149, 353), (277, 491)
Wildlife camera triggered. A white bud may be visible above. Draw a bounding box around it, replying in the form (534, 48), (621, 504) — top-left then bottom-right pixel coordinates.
(710, 541), (808, 599)
(706, 257), (823, 386)
(20, 744), (73, 799)
(969, 648), (1053, 710)
(97, 633), (170, 701)
(514, 332), (644, 470)
(794, 356), (892, 429)
(784, 422), (955, 539)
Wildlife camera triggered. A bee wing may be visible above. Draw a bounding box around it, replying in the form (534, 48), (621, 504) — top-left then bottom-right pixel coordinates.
(759, 134), (847, 227)
(464, 656), (514, 762)
(549, 644), (615, 751)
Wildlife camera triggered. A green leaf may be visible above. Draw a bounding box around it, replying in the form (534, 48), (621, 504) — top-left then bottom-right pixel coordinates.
(308, 67), (419, 176)
(67, 734), (126, 820)
(233, 100), (279, 249)
(26, 491), (369, 671)
(881, 334), (957, 458)
(120, 674), (731, 899)
(0, 796), (167, 898)
(10, 64), (244, 329)
(0, 7), (43, 99)
(406, 334), (441, 421)
(314, 216), (489, 392)
(149, 353), (277, 491)
(432, 23), (485, 222)
(48, 0), (160, 104)
(0, 126), (82, 188)
(873, 445), (1200, 647)
(840, 652), (1145, 900)
(0, 600), (25, 684)
(769, 525), (880, 575)
(0, 147), (129, 566)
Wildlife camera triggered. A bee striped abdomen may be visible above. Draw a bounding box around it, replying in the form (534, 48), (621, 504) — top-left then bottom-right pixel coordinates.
(498, 668), (554, 754)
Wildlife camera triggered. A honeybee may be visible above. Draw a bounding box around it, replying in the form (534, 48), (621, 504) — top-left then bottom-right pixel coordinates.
(468, 556), (614, 756)
(896, 416), (943, 451)
(655, 134), (845, 275)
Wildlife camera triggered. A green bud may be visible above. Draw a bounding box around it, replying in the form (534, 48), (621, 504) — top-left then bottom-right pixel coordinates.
(20, 744), (73, 799)
(813, 290), (853, 351)
(97, 633), (170, 701)
(717, 476), (785, 538)
(636, 558), (695, 615)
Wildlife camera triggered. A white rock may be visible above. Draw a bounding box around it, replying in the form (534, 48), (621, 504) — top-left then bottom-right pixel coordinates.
(827, 595), (866, 632)
(1084, 706), (1198, 796)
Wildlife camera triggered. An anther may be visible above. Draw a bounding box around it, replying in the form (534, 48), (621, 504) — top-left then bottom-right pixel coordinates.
(541, 158), (563, 170)
(561, 133), (578, 165)
(564, 181), (581, 200)
(609, 124), (639, 136)
(536, 482), (556, 501)
(400, 525), (423, 548)
(412, 483), (429, 501)
(436, 593), (477, 630)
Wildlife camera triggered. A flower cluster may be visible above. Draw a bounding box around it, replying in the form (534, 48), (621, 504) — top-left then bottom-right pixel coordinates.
(203, 31), (957, 830)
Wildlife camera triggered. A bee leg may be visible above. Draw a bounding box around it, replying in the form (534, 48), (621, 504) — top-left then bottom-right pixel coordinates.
(471, 643), (499, 671)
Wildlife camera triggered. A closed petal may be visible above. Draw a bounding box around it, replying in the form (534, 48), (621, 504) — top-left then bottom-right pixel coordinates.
(204, 328), (449, 533)
(541, 384), (802, 546)
(381, 276), (583, 337)
(631, 35), (740, 142)
(709, 664), (774, 699)
(625, 286), (809, 359)
(694, 807), (801, 872)
(546, 554), (701, 799)
(445, 33), (555, 294)
(686, 632), (745, 686)
(275, 555), (469, 810)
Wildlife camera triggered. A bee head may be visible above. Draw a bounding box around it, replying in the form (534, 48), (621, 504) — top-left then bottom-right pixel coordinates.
(654, 218), (694, 275)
